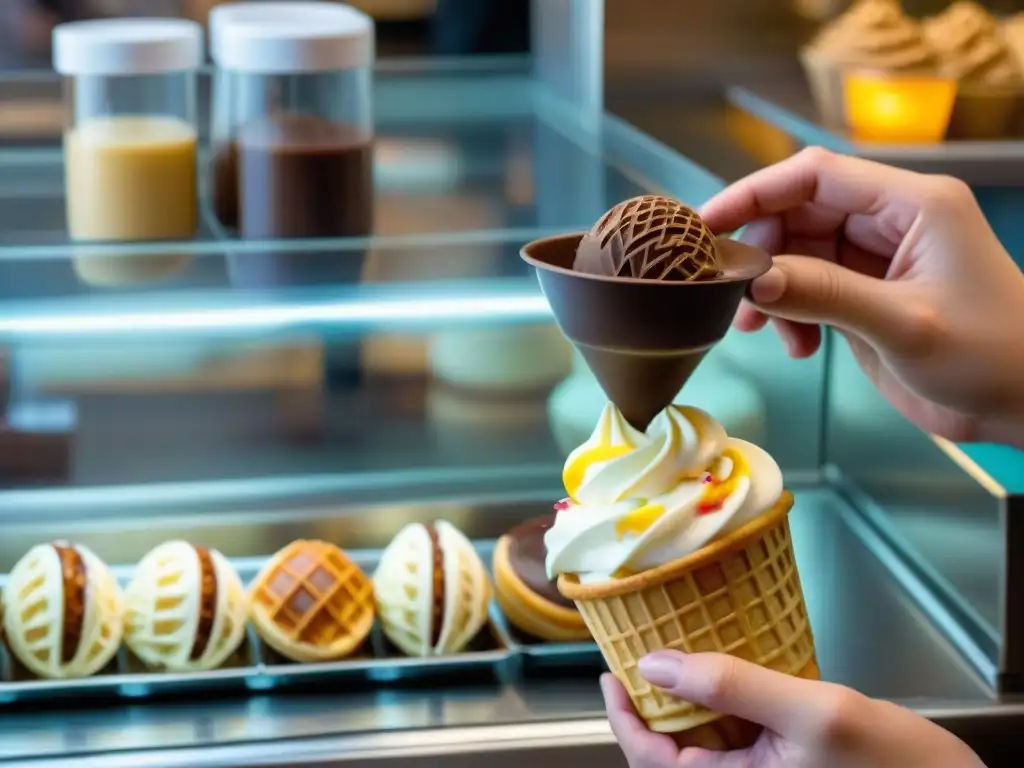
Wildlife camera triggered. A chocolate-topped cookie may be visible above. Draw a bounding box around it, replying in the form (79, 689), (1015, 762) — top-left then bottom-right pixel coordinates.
(505, 515), (575, 610)
(493, 512), (591, 643)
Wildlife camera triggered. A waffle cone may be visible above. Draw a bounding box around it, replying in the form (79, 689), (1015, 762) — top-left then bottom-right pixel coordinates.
(493, 535), (590, 642)
(249, 540), (374, 663)
(558, 491), (817, 734)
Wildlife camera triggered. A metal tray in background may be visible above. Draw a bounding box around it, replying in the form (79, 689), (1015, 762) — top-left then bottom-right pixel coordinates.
(510, 632), (605, 672)
(0, 542), (605, 706)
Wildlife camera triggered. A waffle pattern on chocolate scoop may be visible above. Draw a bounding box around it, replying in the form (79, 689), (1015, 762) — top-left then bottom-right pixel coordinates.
(576, 196), (720, 281)
(250, 540), (374, 661)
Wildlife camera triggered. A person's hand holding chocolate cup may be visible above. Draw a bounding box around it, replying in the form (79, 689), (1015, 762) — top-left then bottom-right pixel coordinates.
(701, 147), (1024, 448)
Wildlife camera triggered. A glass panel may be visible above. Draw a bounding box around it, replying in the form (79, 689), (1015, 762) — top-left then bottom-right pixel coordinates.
(0, 65), (825, 502)
(825, 332), (1004, 657)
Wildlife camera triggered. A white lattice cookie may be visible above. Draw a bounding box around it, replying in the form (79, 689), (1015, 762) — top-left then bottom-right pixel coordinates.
(3, 542), (123, 679)
(373, 521), (492, 657)
(124, 541), (248, 672)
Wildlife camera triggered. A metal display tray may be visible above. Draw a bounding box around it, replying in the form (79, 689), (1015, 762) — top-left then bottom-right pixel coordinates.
(0, 542), (606, 706)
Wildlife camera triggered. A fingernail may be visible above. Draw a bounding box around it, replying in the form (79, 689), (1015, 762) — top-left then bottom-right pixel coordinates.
(748, 267), (786, 304)
(638, 652), (684, 689)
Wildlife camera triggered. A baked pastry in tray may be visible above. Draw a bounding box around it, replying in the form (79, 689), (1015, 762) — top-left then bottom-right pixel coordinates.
(248, 540), (375, 663)
(374, 521), (492, 656)
(493, 513), (590, 642)
(124, 540), (248, 672)
(3, 541), (123, 679)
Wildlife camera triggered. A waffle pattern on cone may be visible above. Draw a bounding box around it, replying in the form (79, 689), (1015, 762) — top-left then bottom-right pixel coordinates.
(2, 542), (123, 679)
(249, 540), (374, 663)
(575, 196), (720, 281)
(563, 493), (815, 733)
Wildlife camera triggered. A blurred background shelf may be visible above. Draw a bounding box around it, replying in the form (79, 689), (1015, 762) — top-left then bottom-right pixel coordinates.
(727, 83), (1024, 186)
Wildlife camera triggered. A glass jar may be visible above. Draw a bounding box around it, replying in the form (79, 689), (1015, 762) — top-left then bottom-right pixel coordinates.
(209, 2), (375, 239)
(54, 19), (203, 246)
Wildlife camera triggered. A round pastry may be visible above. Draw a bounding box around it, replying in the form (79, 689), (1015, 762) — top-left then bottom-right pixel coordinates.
(374, 521), (492, 656)
(2, 542), (122, 679)
(123, 541), (248, 672)
(248, 540), (374, 663)
(493, 514), (590, 642)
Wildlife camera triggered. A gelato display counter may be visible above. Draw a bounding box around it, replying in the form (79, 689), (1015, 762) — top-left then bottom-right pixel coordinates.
(2, 10), (1024, 768)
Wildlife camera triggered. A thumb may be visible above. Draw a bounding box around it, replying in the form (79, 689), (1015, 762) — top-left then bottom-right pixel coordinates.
(638, 651), (833, 740)
(749, 255), (912, 354)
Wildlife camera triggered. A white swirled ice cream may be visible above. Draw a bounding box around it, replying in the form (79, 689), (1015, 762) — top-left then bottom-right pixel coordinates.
(545, 403), (783, 584)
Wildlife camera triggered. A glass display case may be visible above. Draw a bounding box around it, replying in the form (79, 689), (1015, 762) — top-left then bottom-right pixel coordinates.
(1, 1), (1022, 765)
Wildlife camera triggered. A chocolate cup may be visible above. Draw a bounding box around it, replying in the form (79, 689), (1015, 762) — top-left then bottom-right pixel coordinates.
(521, 232), (771, 431)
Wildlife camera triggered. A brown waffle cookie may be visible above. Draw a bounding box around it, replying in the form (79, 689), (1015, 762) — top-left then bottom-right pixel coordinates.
(249, 540), (375, 663)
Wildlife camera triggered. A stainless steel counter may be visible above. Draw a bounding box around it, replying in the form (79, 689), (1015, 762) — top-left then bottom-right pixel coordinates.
(2, 486), (1021, 766)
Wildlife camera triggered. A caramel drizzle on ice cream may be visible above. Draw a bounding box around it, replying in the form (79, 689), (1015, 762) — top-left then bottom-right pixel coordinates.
(924, 2), (1021, 85)
(53, 544), (86, 665)
(426, 525), (446, 650)
(190, 545), (218, 661)
(812, 0), (937, 72)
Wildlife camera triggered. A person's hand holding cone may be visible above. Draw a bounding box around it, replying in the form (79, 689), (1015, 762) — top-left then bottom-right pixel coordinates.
(521, 197), (817, 750)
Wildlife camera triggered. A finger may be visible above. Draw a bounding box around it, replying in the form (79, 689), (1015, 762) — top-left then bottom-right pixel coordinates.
(638, 651), (834, 739)
(700, 147), (924, 236)
(836, 239), (891, 279)
(734, 216), (782, 254)
(601, 674), (680, 768)
(733, 302), (768, 332)
(747, 255), (917, 356)
(770, 317), (822, 358)
(677, 746), (758, 768)
(601, 673), (648, 745)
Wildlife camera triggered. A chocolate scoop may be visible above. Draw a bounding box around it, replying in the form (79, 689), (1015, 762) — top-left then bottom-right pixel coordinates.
(506, 515), (575, 610)
(574, 196), (721, 281)
(522, 202), (771, 431)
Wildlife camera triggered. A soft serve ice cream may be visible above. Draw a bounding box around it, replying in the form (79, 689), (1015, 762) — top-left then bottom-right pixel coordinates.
(545, 403), (783, 584)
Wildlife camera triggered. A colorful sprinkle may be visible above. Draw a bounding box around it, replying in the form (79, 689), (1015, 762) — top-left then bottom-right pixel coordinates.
(553, 498), (572, 511)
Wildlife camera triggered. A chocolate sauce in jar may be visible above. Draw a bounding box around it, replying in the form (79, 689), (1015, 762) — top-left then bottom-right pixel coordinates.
(236, 113), (373, 240)
(211, 142), (238, 230)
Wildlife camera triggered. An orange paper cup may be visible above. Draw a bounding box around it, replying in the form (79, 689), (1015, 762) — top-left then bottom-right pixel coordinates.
(843, 70), (956, 144)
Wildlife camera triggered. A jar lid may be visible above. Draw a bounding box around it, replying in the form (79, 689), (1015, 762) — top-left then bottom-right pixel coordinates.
(53, 19), (203, 77)
(210, 2), (374, 74)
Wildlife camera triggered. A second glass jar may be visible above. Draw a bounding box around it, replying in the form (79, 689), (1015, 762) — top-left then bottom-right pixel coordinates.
(210, 2), (375, 239)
